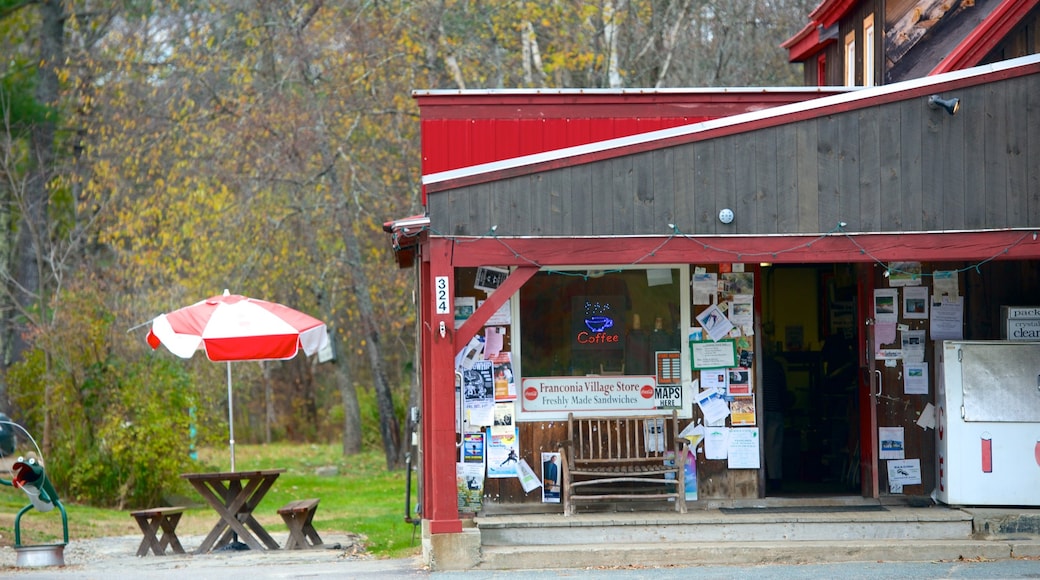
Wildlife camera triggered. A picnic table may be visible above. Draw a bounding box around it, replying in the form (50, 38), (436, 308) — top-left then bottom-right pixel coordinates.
(181, 468), (285, 553)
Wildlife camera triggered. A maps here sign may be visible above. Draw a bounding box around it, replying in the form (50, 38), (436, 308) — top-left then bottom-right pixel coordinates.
(520, 376), (683, 414)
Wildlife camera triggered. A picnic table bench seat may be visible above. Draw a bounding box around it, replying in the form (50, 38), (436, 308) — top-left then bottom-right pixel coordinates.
(559, 410), (688, 516)
(130, 506), (187, 556)
(277, 498), (323, 549)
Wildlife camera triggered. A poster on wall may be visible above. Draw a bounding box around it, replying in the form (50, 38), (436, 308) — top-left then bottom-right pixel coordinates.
(730, 396), (756, 426)
(462, 360), (495, 427)
(903, 286), (929, 319)
(690, 340), (737, 369)
(719, 272), (755, 298)
(727, 427), (761, 469)
(474, 266), (509, 293)
(457, 463), (484, 512)
(931, 295), (964, 340)
(682, 447), (698, 501)
(729, 294), (754, 326)
(656, 351), (682, 385)
(454, 296), (476, 329)
(692, 270), (718, 305)
(726, 367), (751, 396)
(879, 427), (906, 459)
(874, 289), (899, 323)
(695, 304), (734, 341)
(887, 262), (922, 287)
(486, 428), (520, 478)
(462, 432), (485, 464)
(541, 452), (561, 503)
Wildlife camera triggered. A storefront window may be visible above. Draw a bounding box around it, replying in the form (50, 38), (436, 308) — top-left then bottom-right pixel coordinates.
(519, 268), (684, 378)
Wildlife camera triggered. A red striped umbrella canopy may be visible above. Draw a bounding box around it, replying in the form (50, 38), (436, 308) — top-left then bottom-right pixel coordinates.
(145, 290), (328, 471)
(146, 291), (328, 362)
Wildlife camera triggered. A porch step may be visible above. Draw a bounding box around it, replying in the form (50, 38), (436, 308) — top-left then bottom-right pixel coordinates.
(473, 500), (1040, 570)
(477, 539), (1040, 570)
(477, 504), (973, 545)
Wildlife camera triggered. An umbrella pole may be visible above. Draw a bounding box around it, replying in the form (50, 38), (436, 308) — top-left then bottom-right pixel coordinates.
(227, 361), (235, 472)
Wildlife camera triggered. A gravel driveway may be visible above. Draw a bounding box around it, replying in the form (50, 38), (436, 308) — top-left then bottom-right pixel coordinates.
(0, 532), (428, 579)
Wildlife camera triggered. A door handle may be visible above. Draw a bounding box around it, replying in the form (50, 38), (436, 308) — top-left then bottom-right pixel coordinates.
(874, 369), (882, 403)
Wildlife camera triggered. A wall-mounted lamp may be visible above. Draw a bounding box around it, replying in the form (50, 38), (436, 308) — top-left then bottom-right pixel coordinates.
(928, 95), (960, 116)
(718, 208), (734, 224)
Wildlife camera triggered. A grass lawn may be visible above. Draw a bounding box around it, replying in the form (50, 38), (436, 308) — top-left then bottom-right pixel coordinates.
(0, 444), (422, 559)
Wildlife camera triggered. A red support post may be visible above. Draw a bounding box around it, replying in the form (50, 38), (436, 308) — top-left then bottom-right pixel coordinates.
(423, 237), (463, 534)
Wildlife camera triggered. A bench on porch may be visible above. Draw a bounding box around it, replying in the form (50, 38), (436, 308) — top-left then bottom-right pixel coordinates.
(559, 410), (687, 516)
(277, 498), (323, 549)
(130, 506), (187, 556)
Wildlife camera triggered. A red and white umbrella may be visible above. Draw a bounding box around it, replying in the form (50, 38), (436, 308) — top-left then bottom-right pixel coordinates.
(146, 290), (328, 470)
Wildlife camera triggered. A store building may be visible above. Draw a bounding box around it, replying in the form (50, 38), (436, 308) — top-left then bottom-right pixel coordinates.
(385, 2), (1040, 568)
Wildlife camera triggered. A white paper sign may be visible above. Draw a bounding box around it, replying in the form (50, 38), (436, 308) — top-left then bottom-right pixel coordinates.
(727, 427), (761, 469)
(888, 458), (922, 486)
(694, 387), (731, 425)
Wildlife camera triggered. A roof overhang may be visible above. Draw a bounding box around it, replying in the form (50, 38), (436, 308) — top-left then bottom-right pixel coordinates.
(781, 22), (836, 62)
(807, 0), (858, 28)
(422, 54), (1040, 194)
(383, 214), (429, 268)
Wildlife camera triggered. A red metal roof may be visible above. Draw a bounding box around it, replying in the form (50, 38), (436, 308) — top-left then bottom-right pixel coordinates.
(415, 88), (850, 178)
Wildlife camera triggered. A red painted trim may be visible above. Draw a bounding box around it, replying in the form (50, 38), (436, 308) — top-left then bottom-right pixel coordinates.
(424, 60), (1040, 194)
(454, 267), (539, 354)
(439, 231), (1040, 268)
(415, 91), (843, 119)
(809, 0), (858, 28)
(782, 23), (832, 62)
(930, 0), (1040, 75)
(424, 238), (462, 534)
(428, 519), (464, 534)
(855, 264), (879, 498)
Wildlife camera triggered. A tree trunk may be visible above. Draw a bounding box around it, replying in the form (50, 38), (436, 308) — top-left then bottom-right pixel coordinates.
(337, 351), (363, 455)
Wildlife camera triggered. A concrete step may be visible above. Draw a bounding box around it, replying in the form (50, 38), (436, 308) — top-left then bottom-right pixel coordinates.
(477, 538), (1040, 570)
(477, 504), (973, 545)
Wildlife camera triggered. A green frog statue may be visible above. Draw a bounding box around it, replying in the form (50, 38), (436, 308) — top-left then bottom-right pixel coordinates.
(0, 456), (68, 547)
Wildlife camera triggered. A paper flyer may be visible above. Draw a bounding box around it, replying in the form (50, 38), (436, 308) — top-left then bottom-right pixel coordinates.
(683, 447), (698, 501)
(462, 432), (485, 464)
(904, 362), (929, 395)
(679, 422), (705, 449)
(730, 395), (756, 426)
(462, 360), (495, 427)
(704, 426), (728, 459)
(727, 427), (760, 469)
(516, 459), (541, 493)
(696, 304), (735, 342)
(695, 387), (730, 425)
(879, 426), (905, 459)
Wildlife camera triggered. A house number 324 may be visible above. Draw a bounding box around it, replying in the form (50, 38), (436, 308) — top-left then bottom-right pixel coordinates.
(435, 276), (450, 315)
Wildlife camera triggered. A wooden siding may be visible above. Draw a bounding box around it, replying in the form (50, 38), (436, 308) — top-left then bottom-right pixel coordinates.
(427, 73), (1040, 238)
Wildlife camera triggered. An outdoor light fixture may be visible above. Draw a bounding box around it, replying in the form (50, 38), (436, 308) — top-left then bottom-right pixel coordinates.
(718, 208), (734, 224)
(928, 95), (960, 116)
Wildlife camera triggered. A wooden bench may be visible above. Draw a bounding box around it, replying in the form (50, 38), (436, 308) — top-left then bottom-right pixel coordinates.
(559, 410), (688, 516)
(277, 498), (323, 549)
(130, 506), (187, 556)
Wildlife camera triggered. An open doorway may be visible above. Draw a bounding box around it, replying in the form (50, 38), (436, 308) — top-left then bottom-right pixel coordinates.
(761, 263), (861, 496)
